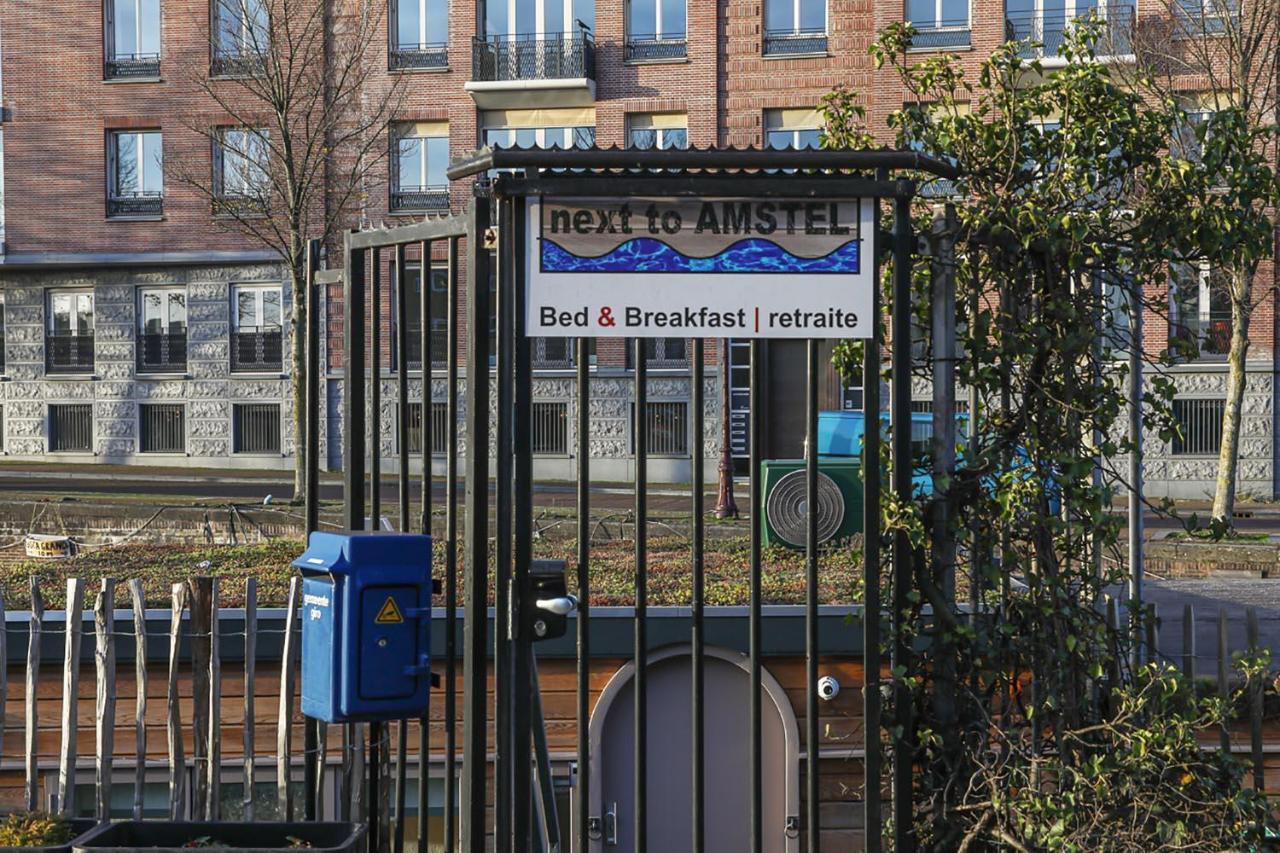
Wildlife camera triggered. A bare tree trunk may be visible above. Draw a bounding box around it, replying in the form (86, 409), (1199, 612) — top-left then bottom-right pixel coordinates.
(290, 258), (308, 500)
(714, 341), (738, 519)
(1212, 269), (1253, 522)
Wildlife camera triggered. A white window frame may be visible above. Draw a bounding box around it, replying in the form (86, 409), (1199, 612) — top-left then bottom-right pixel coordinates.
(109, 0), (162, 59)
(48, 290), (95, 337)
(766, 0), (827, 36)
(394, 0), (448, 48)
(217, 128), (269, 198)
(231, 283), (283, 331)
(627, 0), (686, 42)
(483, 126), (595, 150)
(488, 0), (576, 38)
(1169, 262), (1231, 360)
(138, 286), (188, 335)
(394, 127), (449, 192)
(906, 0), (969, 31)
(109, 130), (164, 201)
(216, 0), (268, 54)
(626, 115), (688, 150)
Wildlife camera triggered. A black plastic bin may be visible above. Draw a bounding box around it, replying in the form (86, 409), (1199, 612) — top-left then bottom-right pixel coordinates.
(72, 822), (366, 853)
(0, 819), (101, 853)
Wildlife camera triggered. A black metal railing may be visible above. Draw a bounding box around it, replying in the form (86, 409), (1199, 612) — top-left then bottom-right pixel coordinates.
(391, 187), (451, 213)
(46, 332), (95, 374)
(531, 402), (569, 455)
(231, 326), (283, 372)
(390, 43), (449, 70)
(403, 321), (449, 369)
(1005, 4), (1134, 58)
(405, 401), (451, 455)
(233, 402), (281, 453)
(1174, 0), (1237, 35)
(105, 52), (161, 79)
(624, 35), (687, 61)
(908, 20), (972, 49)
(137, 331), (188, 372)
(48, 404), (92, 452)
(108, 192), (164, 217)
(471, 30), (596, 81)
(139, 403), (186, 453)
(763, 28), (828, 55)
(211, 49), (266, 77)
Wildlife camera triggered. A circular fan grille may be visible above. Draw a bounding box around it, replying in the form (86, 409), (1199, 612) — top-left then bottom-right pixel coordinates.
(765, 470), (845, 548)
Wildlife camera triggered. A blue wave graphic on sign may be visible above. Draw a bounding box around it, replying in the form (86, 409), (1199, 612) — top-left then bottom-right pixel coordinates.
(541, 238), (860, 274)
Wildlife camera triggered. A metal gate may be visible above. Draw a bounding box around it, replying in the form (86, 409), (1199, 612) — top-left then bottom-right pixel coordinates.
(318, 146), (958, 853)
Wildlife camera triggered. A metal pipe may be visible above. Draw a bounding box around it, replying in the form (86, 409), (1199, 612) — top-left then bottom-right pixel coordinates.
(575, 333), (592, 853)
(303, 237), (321, 824)
(749, 338), (763, 853)
(370, 248), (382, 530)
(691, 338), (705, 853)
(443, 236), (461, 853)
(495, 195), (515, 853)
(511, 196), (534, 851)
(634, 339), (648, 853)
(863, 190), (884, 853)
(395, 243), (410, 532)
(342, 232), (366, 532)
(417, 238), (433, 853)
(805, 339), (819, 853)
(420, 240), (434, 534)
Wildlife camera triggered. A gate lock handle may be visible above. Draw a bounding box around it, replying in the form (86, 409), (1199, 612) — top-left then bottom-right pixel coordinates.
(535, 594), (578, 616)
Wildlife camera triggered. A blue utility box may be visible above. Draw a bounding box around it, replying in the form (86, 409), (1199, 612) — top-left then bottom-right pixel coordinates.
(294, 531), (434, 723)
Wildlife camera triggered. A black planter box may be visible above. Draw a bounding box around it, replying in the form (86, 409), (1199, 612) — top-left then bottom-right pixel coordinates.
(72, 822), (366, 853)
(0, 819), (101, 853)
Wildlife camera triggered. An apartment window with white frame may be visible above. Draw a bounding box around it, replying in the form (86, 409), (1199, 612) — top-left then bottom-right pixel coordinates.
(1174, 0), (1236, 36)
(108, 130), (163, 218)
(212, 0), (268, 73)
(231, 284), (284, 372)
(1169, 263), (1231, 361)
(905, 0), (971, 48)
(484, 125), (595, 151)
(764, 108), (822, 150)
(105, 0), (161, 78)
(764, 0), (827, 55)
(216, 128), (269, 207)
(627, 113), (688, 150)
(138, 287), (187, 372)
(47, 291), (95, 374)
(391, 0), (449, 68)
(392, 124), (449, 212)
(1005, 0), (1135, 59)
(626, 0), (687, 61)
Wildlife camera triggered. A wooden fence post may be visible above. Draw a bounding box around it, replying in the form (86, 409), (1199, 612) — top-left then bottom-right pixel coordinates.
(94, 579), (117, 821)
(25, 579), (43, 811)
(243, 578), (257, 822)
(129, 579), (148, 820)
(57, 578), (86, 816)
(167, 583), (187, 820)
(1247, 607), (1263, 793)
(278, 577), (302, 820)
(1218, 607), (1230, 754)
(208, 578), (221, 821)
(189, 577), (213, 819)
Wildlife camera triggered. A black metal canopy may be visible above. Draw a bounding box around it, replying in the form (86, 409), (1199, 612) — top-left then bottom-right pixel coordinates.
(446, 144), (962, 182)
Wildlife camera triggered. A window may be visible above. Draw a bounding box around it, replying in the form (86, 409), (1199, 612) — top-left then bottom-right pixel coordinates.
(108, 130), (163, 218)
(49, 404), (93, 453)
(532, 402), (569, 455)
(402, 264), (449, 368)
(906, 0), (970, 48)
(1172, 108), (1212, 162)
(1006, 0), (1134, 59)
(138, 288), (187, 372)
(627, 0), (687, 60)
(631, 400), (689, 456)
(484, 125), (595, 151)
(105, 0), (161, 78)
(627, 114), (688, 150)
(47, 291), (95, 374)
(212, 0), (267, 74)
(764, 0), (827, 54)
(1172, 398), (1224, 456)
(392, 124), (449, 213)
(533, 337), (593, 368)
(140, 403), (185, 453)
(477, 0), (595, 82)
(405, 401), (450, 455)
(233, 403), (281, 453)
(1169, 264), (1231, 360)
(627, 337), (688, 369)
(71, 779), (171, 819)
(1099, 272), (1132, 356)
(231, 284), (283, 372)
(0, 293), (7, 374)
(764, 108), (822, 150)
(391, 0), (448, 69)
(1174, 0), (1235, 36)
(216, 128), (269, 208)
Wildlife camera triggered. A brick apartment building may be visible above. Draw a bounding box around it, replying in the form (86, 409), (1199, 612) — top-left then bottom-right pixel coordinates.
(0, 0), (1273, 497)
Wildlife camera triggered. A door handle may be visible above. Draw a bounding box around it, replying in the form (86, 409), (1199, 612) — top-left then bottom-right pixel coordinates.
(604, 801), (618, 846)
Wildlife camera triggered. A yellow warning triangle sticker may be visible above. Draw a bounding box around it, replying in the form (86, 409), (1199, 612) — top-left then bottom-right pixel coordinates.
(374, 596), (404, 624)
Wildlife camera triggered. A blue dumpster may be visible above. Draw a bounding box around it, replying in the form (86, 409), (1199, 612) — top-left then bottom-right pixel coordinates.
(294, 531), (434, 723)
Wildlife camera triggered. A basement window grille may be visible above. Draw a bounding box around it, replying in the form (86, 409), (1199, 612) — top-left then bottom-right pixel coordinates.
(233, 403), (281, 454)
(49, 404), (93, 453)
(1172, 398), (1224, 456)
(140, 403), (185, 453)
(532, 402), (569, 455)
(630, 400), (689, 457)
(405, 401), (450, 455)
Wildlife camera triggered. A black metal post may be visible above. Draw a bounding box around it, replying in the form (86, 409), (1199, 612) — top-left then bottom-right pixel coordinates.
(461, 196), (492, 853)
(417, 237), (434, 853)
(634, 338), (648, 853)
(395, 243), (411, 532)
(863, 192), (884, 853)
(371, 248), (382, 530)
(691, 338), (705, 853)
(511, 196), (534, 851)
(442, 236), (461, 853)
(495, 195), (515, 852)
(805, 339), (819, 853)
(342, 232), (367, 532)
(420, 240), (434, 535)
(303, 237), (321, 824)
(891, 190), (916, 852)
(575, 331), (591, 853)
(748, 338), (763, 853)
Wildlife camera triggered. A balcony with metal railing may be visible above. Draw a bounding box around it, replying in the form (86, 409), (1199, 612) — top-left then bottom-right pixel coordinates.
(908, 20), (972, 49)
(108, 191), (164, 218)
(231, 326), (283, 373)
(211, 49), (267, 77)
(1005, 4), (1135, 60)
(137, 331), (188, 373)
(391, 186), (451, 214)
(624, 34), (687, 61)
(105, 52), (161, 79)
(466, 28), (596, 108)
(402, 323), (449, 371)
(46, 332), (95, 375)
(763, 28), (828, 56)
(390, 42), (449, 70)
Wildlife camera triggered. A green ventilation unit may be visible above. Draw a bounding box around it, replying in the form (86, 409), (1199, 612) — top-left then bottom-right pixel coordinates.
(759, 458), (864, 549)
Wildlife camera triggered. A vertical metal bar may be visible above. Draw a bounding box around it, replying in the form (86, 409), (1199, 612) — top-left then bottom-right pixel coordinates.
(749, 337), (764, 853)
(369, 721), (382, 853)
(416, 237), (435, 853)
(930, 205), (957, 743)
(575, 330), (592, 853)
(863, 193), (884, 853)
(804, 340), (820, 853)
(1247, 607), (1263, 792)
(634, 337), (649, 853)
(304, 238), (322, 823)
(511, 196), (534, 852)
(371, 248), (383, 530)
(495, 196), (515, 852)
(443, 236), (461, 853)
(890, 191), (916, 851)
(1128, 275), (1144, 665)
(396, 243), (411, 531)
(462, 196), (493, 853)
(421, 240), (434, 535)
(343, 232), (367, 531)
(691, 338), (706, 853)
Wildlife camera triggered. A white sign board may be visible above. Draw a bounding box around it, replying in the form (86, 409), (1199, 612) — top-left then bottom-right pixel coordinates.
(524, 196), (874, 339)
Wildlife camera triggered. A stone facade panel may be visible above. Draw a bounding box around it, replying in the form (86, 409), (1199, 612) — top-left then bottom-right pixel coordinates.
(190, 438), (229, 457)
